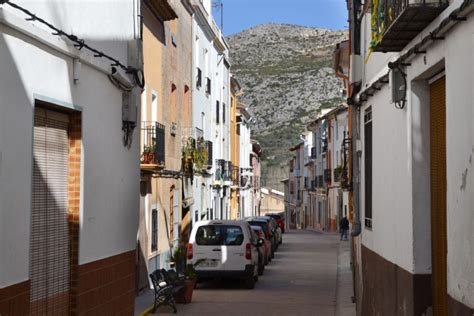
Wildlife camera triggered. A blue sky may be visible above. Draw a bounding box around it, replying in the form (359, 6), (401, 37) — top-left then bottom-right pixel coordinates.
(213, 0), (348, 36)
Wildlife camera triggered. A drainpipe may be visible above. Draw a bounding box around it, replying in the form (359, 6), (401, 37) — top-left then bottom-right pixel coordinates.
(350, 103), (361, 237)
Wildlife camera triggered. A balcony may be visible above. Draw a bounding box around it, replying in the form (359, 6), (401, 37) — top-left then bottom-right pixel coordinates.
(371, 0), (448, 52)
(324, 169), (331, 184)
(214, 159), (226, 184)
(140, 122), (165, 170)
(205, 141), (213, 169)
(317, 175), (324, 188)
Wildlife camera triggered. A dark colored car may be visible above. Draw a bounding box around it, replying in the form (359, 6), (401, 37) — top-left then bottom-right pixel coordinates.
(268, 213), (285, 233)
(246, 218), (275, 259)
(254, 216), (282, 248)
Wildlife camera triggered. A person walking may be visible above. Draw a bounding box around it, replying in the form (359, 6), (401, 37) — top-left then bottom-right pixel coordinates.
(339, 215), (349, 241)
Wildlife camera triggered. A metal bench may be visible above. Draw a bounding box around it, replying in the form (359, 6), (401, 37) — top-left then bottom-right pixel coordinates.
(160, 269), (186, 303)
(149, 270), (178, 314)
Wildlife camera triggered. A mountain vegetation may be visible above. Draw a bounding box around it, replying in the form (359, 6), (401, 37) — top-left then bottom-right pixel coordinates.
(227, 23), (347, 190)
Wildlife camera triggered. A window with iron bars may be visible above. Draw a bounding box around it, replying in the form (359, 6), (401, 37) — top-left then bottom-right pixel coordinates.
(196, 67), (202, 88)
(206, 78), (211, 95)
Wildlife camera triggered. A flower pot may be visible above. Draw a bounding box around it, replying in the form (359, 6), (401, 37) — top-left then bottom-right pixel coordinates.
(176, 279), (196, 304)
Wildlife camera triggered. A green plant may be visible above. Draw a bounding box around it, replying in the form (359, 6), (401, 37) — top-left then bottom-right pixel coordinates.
(185, 259), (205, 280)
(181, 137), (208, 171)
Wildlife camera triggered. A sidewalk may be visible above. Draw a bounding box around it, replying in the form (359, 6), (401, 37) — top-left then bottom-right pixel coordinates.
(134, 288), (154, 316)
(336, 238), (356, 316)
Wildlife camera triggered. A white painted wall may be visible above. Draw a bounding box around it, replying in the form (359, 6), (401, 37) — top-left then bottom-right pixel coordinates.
(0, 2), (139, 288)
(357, 1), (474, 307)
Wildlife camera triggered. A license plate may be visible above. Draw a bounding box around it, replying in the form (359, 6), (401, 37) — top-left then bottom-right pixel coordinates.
(199, 260), (218, 267)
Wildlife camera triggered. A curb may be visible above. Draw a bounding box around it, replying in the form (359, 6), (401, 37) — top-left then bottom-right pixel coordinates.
(138, 305), (154, 316)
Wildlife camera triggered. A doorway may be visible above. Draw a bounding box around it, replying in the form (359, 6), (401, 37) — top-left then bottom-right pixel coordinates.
(30, 106), (80, 315)
(430, 75), (447, 315)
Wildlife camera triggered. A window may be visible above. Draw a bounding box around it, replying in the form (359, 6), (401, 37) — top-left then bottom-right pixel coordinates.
(216, 101), (220, 124)
(151, 209), (158, 252)
(195, 225), (244, 246)
(206, 78), (211, 95)
(196, 68), (202, 88)
(222, 103), (226, 123)
(364, 108), (373, 228)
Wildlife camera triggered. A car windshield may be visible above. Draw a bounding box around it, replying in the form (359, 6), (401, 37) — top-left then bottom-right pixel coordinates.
(195, 225), (244, 246)
(269, 214), (281, 220)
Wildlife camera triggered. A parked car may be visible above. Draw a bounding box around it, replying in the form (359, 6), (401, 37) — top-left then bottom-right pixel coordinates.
(256, 216), (282, 247)
(268, 213), (285, 233)
(245, 218), (276, 259)
(251, 225), (270, 268)
(187, 220), (264, 289)
(250, 226), (265, 275)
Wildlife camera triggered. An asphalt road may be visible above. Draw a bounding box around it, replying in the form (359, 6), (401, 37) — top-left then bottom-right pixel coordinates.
(162, 230), (343, 316)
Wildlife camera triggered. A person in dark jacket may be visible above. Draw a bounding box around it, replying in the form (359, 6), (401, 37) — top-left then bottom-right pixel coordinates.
(339, 216), (349, 241)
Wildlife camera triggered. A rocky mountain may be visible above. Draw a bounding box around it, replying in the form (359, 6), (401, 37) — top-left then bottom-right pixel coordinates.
(227, 23), (348, 191)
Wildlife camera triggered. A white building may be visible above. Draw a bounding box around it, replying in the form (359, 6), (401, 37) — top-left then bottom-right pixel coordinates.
(210, 25), (231, 221)
(237, 104), (253, 218)
(188, 0), (214, 226)
(347, 0), (474, 313)
(0, 0), (141, 314)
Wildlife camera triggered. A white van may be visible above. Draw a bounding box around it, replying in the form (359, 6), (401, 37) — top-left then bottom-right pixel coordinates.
(187, 220), (263, 289)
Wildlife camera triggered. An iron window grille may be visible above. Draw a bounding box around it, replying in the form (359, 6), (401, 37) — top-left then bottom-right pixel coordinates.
(205, 140), (213, 168)
(206, 77), (211, 95)
(324, 169), (331, 183)
(151, 209), (158, 252)
(196, 68), (202, 88)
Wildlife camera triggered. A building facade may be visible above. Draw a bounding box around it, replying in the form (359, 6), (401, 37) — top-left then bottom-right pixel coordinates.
(346, 0), (474, 314)
(260, 188), (285, 216)
(137, 0), (193, 293)
(0, 1), (142, 314)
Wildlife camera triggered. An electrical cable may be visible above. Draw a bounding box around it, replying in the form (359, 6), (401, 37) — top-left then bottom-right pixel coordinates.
(0, 0), (145, 89)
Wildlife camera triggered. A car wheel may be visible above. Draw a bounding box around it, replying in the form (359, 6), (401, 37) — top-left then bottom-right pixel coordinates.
(244, 276), (255, 289)
(264, 255), (269, 265)
(279, 239), (282, 245)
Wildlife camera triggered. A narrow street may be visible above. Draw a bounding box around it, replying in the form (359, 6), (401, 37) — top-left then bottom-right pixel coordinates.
(143, 230), (355, 316)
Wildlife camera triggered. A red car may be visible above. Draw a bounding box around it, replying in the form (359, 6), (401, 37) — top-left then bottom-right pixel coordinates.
(251, 225), (271, 266)
(268, 214), (285, 233)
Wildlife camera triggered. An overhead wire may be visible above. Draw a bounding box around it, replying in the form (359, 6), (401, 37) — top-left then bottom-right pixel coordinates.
(0, 0), (145, 89)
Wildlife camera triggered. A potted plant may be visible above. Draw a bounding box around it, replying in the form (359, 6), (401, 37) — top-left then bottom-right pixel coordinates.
(142, 144), (156, 164)
(180, 263), (198, 303)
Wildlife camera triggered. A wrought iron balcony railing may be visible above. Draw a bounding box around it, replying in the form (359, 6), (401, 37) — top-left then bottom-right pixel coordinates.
(324, 169), (331, 183)
(141, 121), (165, 168)
(214, 159), (226, 182)
(371, 0), (448, 52)
(317, 175), (324, 188)
(205, 141), (213, 168)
